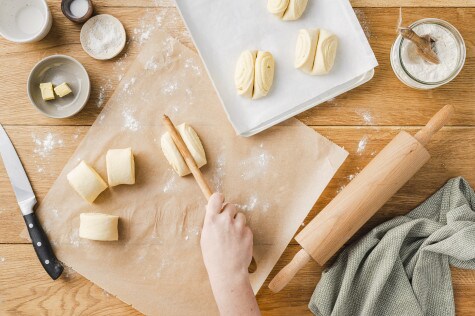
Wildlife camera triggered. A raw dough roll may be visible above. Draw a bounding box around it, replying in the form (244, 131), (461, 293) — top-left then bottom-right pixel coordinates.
(161, 123), (207, 177)
(79, 213), (119, 241)
(267, 0), (290, 18)
(253, 51), (275, 100)
(312, 29), (339, 75)
(67, 161), (108, 203)
(234, 50), (256, 98)
(106, 148), (135, 186)
(294, 29), (319, 73)
(282, 0), (308, 21)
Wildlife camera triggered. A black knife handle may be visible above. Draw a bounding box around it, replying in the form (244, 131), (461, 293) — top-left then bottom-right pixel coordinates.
(23, 213), (63, 280)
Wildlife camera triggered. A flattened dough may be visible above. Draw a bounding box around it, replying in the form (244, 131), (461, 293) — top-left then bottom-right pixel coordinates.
(161, 123), (207, 177)
(312, 29), (339, 75)
(234, 50), (256, 98)
(294, 29), (319, 73)
(79, 213), (119, 241)
(106, 148), (135, 186)
(253, 51), (275, 100)
(67, 161), (108, 203)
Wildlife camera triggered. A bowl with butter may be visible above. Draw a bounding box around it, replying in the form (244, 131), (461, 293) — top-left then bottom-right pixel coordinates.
(27, 55), (90, 118)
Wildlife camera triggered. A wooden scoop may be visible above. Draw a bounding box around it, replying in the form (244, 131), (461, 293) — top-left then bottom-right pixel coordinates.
(399, 27), (440, 64)
(162, 115), (257, 273)
(268, 105), (454, 292)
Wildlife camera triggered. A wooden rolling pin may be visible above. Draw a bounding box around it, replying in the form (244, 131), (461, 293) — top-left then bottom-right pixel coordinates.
(162, 115), (257, 273)
(268, 105), (454, 292)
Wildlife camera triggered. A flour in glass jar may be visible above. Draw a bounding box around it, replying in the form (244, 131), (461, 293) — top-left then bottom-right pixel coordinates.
(400, 23), (460, 83)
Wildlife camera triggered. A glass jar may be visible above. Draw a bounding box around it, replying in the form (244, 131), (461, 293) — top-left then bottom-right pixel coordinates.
(390, 18), (466, 90)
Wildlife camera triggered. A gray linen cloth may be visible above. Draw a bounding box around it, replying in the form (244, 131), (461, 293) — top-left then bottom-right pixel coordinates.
(309, 177), (475, 316)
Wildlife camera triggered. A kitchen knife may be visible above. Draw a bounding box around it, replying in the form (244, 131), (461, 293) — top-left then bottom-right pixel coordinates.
(0, 124), (63, 280)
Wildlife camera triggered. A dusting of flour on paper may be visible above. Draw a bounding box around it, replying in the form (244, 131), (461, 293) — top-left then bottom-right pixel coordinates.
(240, 143), (274, 180)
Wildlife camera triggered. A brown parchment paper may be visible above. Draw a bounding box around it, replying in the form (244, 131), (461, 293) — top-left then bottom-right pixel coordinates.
(35, 30), (348, 315)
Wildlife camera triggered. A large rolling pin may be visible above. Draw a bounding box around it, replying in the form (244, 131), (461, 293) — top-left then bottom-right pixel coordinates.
(268, 104), (454, 292)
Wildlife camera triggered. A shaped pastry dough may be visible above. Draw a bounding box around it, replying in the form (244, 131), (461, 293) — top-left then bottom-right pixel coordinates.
(253, 51), (275, 99)
(234, 50), (256, 98)
(267, 0), (307, 20)
(282, 0), (308, 21)
(313, 29), (339, 75)
(294, 29), (319, 73)
(106, 148), (135, 186)
(267, 0), (289, 18)
(161, 123), (207, 177)
(67, 161), (108, 203)
(79, 213), (119, 241)
(235, 50), (275, 99)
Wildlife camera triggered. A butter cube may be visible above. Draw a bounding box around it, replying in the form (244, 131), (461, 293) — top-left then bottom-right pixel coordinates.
(54, 82), (72, 97)
(39, 82), (55, 101)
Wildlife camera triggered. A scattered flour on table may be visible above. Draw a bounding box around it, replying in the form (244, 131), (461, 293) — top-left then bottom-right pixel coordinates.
(32, 132), (65, 174)
(211, 153), (226, 192)
(163, 172), (177, 193)
(357, 135), (368, 155)
(354, 9), (372, 39)
(237, 194), (259, 212)
(0, 257), (5, 263)
(355, 109), (374, 125)
(240, 143), (274, 181)
(122, 108), (140, 132)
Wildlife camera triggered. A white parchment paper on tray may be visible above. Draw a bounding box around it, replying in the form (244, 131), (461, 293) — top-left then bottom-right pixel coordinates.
(34, 31), (348, 315)
(176, 0), (378, 136)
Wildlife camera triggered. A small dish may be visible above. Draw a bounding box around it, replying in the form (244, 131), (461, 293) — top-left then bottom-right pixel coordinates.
(80, 14), (126, 60)
(0, 0), (52, 43)
(61, 0), (94, 24)
(27, 55), (91, 118)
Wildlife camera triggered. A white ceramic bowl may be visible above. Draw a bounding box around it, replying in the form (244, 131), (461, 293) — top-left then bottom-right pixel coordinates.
(0, 0), (52, 43)
(27, 55), (91, 118)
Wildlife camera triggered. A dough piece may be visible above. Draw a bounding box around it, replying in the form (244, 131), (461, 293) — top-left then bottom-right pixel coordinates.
(282, 0), (308, 21)
(312, 29), (339, 75)
(79, 213), (119, 241)
(106, 148), (135, 186)
(234, 50), (256, 98)
(253, 51), (275, 100)
(67, 161), (108, 203)
(267, 0), (290, 18)
(294, 29), (319, 73)
(161, 123), (207, 177)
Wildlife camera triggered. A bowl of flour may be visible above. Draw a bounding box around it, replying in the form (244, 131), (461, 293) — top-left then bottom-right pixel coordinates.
(80, 14), (126, 60)
(390, 18), (466, 89)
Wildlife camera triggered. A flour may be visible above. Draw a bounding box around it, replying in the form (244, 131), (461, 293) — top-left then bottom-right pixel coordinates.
(357, 135), (368, 155)
(0, 257), (5, 263)
(82, 15), (124, 58)
(355, 109), (374, 125)
(240, 145), (274, 180)
(32, 132), (64, 158)
(401, 23), (459, 83)
(122, 108), (140, 132)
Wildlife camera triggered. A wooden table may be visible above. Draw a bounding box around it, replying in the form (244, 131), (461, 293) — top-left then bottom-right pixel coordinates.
(1, 0), (474, 314)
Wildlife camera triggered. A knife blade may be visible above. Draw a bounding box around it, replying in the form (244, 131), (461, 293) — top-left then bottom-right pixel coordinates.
(0, 124), (63, 280)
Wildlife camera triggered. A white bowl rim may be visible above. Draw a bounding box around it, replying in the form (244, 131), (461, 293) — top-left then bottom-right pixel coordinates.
(0, 0), (51, 43)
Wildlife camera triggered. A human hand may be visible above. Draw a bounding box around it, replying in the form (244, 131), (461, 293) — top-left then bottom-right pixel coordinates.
(201, 193), (253, 284)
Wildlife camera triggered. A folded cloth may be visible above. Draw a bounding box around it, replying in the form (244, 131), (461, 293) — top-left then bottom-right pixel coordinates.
(309, 177), (475, 316)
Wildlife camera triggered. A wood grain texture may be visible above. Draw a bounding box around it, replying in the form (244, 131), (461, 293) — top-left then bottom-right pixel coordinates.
(0, 6), (474, 126)
(1, 0), (474, 315)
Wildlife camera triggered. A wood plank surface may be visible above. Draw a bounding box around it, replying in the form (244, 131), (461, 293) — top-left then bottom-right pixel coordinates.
(0, 5), (474, 126)
(0, 0), (474, 315)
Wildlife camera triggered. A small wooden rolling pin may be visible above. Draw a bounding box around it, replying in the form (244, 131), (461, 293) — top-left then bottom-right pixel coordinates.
(268, 104), (454, 292)
(162, 115), (257, 273)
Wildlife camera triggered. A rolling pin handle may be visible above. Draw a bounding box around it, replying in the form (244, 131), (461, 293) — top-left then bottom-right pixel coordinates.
(415, 105), (454, 146)
(268, 248), (311, 293)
